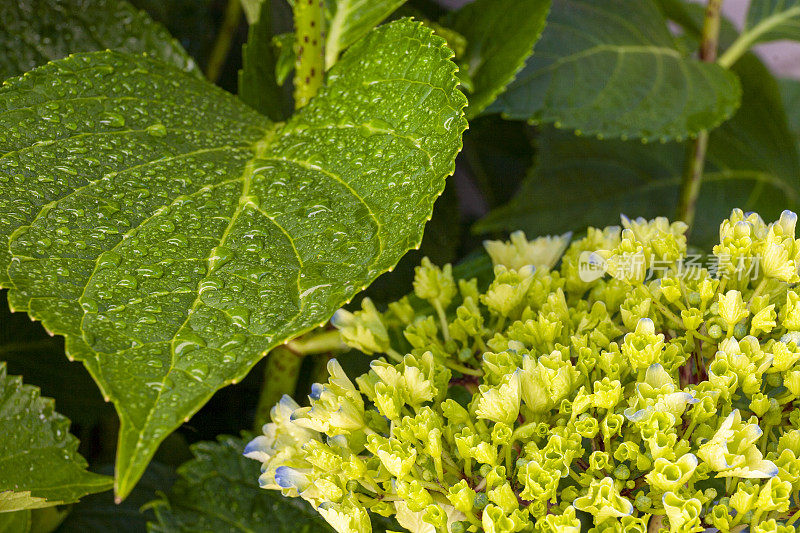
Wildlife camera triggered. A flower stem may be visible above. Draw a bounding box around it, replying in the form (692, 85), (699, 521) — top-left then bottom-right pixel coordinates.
(676, 0), (723, 232)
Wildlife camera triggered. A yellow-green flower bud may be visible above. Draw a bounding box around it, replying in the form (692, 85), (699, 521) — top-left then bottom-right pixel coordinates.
(484, 230), (571, 271)
(645, 453), (697, 492)
(661, 492), (702, 533)
(332, 298), (389, 355)
(447, 480), (476, 513)
(573, 477), (633, 523)
(317, 495), (372, 533)
(413, 257), (457, 310)
(488, 482), (519, 513)
(476, 371), (521, 425)
(718, 290), (748, 330)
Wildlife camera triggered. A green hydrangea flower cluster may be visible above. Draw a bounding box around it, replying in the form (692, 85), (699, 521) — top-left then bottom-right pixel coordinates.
(246, 209), (800, 533)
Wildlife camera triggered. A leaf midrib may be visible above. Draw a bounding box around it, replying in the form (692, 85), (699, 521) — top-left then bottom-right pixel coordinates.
(116, 132), (279, 486)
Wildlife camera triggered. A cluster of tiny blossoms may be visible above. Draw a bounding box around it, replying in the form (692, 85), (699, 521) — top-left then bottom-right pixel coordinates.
(246, 209), (800, 533)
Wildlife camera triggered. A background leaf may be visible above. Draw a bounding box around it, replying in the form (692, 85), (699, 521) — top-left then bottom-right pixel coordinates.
(0, 511), (30, 533)
(56, 463), (174, 533)
(0, 19), (466, 499)
(325, 0), (407, 69)
(0, 292), (108, 428)
(148, 435), (334, 533)
(779, 78), (800, 146)
(490, 0), (742, 142)
(744, 0), (800, 44)
(476, 53), (799, 247)
(238, 0), (292, 120)
(0, 0), (197, 80)
(447, 0), (551, 118)
(148, 434), (405, 533)
(0, 363), (112, 511)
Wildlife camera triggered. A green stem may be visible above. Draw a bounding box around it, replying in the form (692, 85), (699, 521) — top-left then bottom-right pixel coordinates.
(676, 130), (709, 231)
(205, 0), (243, 83)
(676, 0), (723, 231)
(293, 0), (326, 109)
(254, 345), (304, 430)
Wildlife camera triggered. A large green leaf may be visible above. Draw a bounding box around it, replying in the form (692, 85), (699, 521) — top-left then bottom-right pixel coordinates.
(447, 0), (551, 119)
(325, 0), (407, 69)
(476, 53), (799, 247)
(148, 435), (334, 533)
(0, 0), (197, 80)
(490, 0), (741, 142)
(0, 363), (112, 512)
(0, 19), (465, 499)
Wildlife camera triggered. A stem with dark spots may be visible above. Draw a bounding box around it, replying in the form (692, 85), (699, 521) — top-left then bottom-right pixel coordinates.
(293, 0), (325, 109)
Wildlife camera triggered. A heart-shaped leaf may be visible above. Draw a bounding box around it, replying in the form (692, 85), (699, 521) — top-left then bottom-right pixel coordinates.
(0, 19), (466, 499)
(447, 0), (551, 118)
(476, 53), (799, 247)
(490, 0), (741, 141)
(0, 0), (197, 80)
(0, 363), (112, 511)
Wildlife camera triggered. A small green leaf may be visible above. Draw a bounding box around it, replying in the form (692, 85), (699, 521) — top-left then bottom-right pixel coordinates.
(476, 53), (799, 247)
(238, 0), (292, 120)
(0, 19), (466, 499)
(148, 435), (335, 533)
(325, 0), (407, 69)
(491, 0), (742, 141)
(0, 0), (197, 80)
(0, 363), (112, 512)
(447, 0), (551, 118)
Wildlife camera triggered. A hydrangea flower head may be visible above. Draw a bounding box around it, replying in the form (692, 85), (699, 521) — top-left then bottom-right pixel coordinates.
(247, 210), (800, 532)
